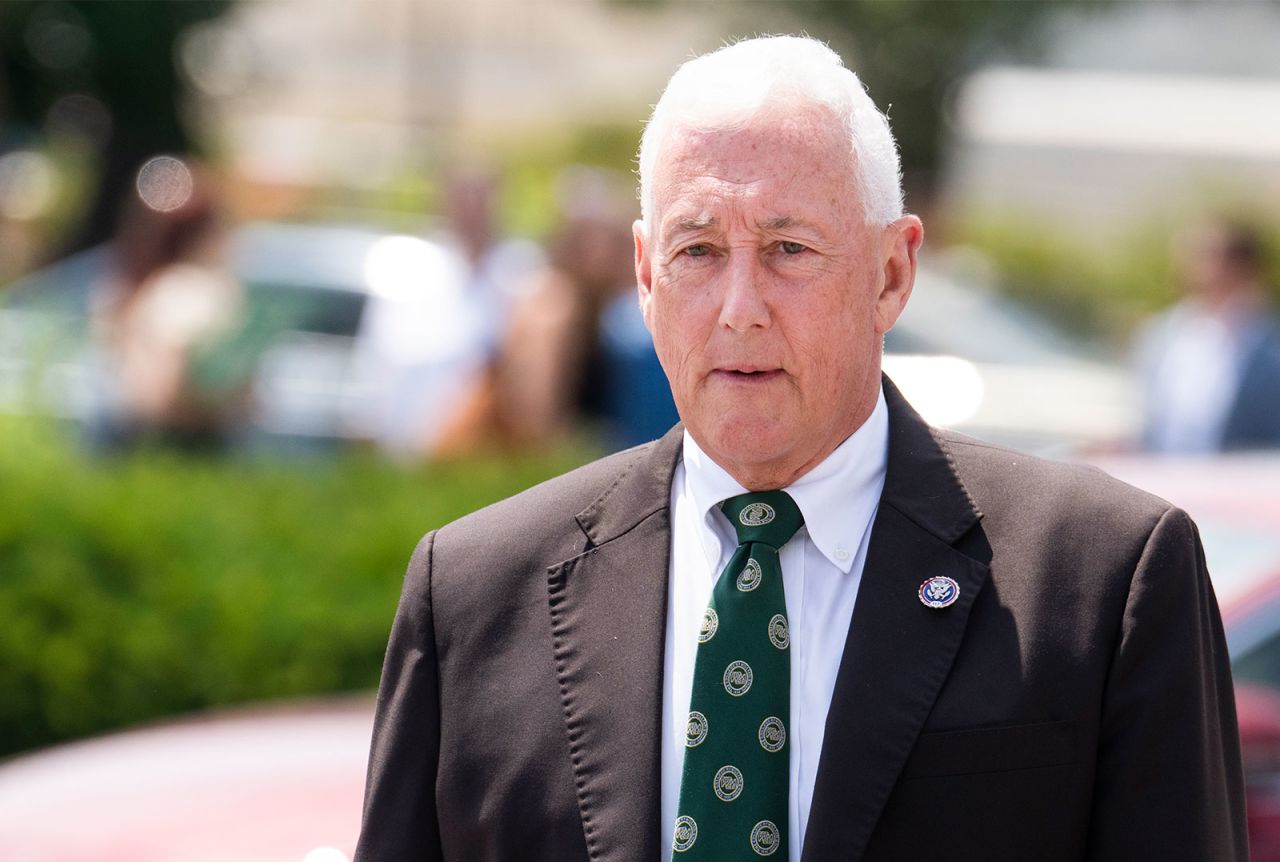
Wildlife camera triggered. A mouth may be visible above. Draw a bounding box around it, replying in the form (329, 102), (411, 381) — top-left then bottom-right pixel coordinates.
(711, 367), (783, 383)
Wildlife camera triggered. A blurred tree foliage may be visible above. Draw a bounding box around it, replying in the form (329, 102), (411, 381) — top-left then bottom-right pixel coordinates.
(0, 0), (231, 257)
(494, 121), (641, 238)
(952, 207), (1280, 344)
(0, 417), (595, 757)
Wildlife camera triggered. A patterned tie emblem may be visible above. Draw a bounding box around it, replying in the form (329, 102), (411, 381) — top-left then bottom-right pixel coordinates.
(671, 490), (803, 859)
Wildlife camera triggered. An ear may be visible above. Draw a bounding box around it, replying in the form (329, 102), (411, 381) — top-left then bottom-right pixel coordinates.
(634, 218), (655, 332)
(874, 215), (924, 335)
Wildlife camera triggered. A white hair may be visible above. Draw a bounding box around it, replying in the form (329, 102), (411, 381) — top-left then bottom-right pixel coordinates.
(637, 35), (904, 229)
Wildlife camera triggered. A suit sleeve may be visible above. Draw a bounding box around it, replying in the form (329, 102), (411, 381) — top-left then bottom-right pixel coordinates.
(354, 532), (444, 861)
(1086, 506), (1248, 860)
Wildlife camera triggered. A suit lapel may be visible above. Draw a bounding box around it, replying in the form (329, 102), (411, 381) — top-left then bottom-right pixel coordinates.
(801, 380), (991, 862)
(547, 427), (684, 862)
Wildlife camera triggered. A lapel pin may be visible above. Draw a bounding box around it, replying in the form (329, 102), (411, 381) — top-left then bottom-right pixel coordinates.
(918, 576), (960, 609)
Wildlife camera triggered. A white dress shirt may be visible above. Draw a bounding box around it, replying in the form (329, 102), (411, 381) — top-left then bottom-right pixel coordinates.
(660, 387), (889, 861)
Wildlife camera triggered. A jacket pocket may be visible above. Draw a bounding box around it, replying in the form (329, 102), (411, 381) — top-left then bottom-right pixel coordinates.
(901, 719), (1081, 780)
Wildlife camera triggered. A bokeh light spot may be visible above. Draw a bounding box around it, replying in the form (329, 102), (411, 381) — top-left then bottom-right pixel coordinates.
(46, 93), (114, 149)
(25, 13), (92, 71)
(363, 235), (453, 301)
(0, 151), (59, 221)
(179, 21), (254, 98)
(136, 156), (194, 213)
(302, 847), (349, 862)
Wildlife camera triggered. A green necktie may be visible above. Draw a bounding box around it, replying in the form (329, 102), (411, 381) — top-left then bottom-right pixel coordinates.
(672, 490), (803, 859)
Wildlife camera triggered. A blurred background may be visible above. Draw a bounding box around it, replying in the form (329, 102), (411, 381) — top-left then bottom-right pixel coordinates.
(2, 1), (1280, 859)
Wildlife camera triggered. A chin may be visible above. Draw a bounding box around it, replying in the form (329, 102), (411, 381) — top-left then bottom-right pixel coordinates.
(700, 421), (795, 472)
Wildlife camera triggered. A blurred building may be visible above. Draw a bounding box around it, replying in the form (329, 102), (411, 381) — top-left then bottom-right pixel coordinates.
(943, 3), (1280, 231)
(180, 0), (723, 198)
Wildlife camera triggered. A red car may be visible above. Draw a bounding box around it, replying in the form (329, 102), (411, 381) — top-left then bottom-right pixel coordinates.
(0, 697), (372, 861)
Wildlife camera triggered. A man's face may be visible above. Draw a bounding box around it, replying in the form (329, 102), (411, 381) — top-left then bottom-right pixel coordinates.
(635, 106), (921, 489)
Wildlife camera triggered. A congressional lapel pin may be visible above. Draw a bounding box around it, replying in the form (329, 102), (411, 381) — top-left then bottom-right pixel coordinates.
(918, 576), (960, 609)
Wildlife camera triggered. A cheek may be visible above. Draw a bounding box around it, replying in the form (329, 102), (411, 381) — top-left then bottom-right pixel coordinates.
(656, 262), (719, 306)
(653, 321), (702, 385)
(650, 273), (715, 356)
(789, 291), (877, 392)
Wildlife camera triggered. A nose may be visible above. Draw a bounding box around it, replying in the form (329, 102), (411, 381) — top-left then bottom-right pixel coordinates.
(717, 251), (770, 331)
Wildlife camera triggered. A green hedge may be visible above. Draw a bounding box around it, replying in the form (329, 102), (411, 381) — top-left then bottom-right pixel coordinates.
(0, 418), (596, 758)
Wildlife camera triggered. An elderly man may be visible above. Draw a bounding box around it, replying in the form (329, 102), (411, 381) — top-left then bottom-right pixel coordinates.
(355, 36), (1245, 861)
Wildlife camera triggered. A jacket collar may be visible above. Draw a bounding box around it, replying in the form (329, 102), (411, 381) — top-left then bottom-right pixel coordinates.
(574, 424), (684, 550)
(878, 376), (983, 543)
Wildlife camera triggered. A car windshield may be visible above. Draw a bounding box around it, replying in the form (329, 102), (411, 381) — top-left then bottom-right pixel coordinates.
(887, 267), (1104, 365)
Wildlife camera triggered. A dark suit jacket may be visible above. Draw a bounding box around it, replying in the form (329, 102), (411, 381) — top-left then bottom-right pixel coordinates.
(355, 381), (1246, 861)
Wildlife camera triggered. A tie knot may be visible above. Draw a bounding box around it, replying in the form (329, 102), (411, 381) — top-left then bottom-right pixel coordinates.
(721, 490), (804, 550)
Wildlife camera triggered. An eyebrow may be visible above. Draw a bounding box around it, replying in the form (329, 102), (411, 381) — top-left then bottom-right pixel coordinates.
(674, 215), (719, 232)
(665, 214), (817, 237)
(761, 215), (818, 232)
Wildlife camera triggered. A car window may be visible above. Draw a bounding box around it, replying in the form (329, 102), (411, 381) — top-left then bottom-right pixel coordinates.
(244, 282), (366, 338)
(887, 269), (1106, 366)
(182, 284), (366, 395)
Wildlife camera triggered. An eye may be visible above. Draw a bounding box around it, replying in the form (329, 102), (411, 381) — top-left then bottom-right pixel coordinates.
(780, 241), (807, 255)
(684, 243), (711, 258)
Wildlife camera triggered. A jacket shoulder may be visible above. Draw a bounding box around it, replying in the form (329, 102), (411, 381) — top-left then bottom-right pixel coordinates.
(936, 430), (1176, 537)
(432, 440), (662, 567)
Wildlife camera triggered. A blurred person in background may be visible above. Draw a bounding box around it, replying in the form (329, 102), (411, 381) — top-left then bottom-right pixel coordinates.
(450, 166), (676, 453)
(441, 168), (545, 349)
(492, 168), (630, 448)
(1136, 217), (1280, 452)
(345, 168), (541, 460)
(90, 158), (245, 452)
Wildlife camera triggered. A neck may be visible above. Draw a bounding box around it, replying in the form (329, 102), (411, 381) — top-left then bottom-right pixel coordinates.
(723, 447), (845, 491)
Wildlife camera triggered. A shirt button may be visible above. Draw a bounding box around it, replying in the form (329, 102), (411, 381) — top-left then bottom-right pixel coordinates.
(835, 547), (850, 561)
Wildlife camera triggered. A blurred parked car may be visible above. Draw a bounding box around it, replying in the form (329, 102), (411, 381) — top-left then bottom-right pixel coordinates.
(2, 234), (1139, 455)
(0, 697), (372, 862)
(885, 262), (1140, 455)
(0, 223), (461, 450)
(1094, 455), (1280, 611)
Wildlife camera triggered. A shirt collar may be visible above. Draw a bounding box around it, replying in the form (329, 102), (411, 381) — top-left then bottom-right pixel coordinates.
(681, 386), (890, 574)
